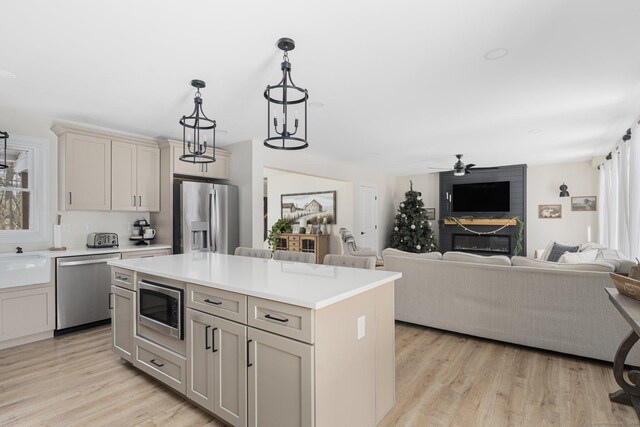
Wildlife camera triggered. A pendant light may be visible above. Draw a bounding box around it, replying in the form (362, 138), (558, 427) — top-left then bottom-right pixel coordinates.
(264, 37), (309, 150)
(0, 131), (8, 169)
(179, 79), (216, 163)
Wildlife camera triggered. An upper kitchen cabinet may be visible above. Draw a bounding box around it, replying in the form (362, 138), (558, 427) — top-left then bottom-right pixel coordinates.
(56, 130), (112, 211)
(112, 141), (160, 212)
(54, 125), (161, 212)
(171, 142), (230, 180)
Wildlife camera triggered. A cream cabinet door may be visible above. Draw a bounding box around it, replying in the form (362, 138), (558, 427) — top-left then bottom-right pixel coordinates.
(111, 285), (135, 361)
(111, 140), (137, 211)
(213, 316), (247, 427)
(136, 145), (160, 212)
(186, 309), (215, 411)
(65, 133), (111, 210)
(248, 327), (314, 427)
(0, 284), (54, 343)
(173, 146), (205, 177)
(202, 154), (230, 180)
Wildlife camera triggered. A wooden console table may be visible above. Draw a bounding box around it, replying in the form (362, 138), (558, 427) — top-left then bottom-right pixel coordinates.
(275, 233), (329, 264)
(606, 287), (640, 418)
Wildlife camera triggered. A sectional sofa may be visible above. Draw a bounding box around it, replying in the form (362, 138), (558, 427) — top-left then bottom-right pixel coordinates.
(382, 248), (640, 364)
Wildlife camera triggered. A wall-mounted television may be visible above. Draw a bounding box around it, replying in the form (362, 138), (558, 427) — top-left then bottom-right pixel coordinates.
(452, 181), (511, 213)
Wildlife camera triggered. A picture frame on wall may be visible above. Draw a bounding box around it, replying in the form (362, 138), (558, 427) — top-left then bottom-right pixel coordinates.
(281, 191), (337, 226)
(538, 204), (562, 219)
(571, 196), (597, 212)
(425, 208), (436, 220)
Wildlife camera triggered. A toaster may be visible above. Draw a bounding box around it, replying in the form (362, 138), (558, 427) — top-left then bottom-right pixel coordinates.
(86, 232), (119, 248)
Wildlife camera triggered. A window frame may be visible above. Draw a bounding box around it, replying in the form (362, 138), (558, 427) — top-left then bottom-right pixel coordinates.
(0, 135), (49, 244)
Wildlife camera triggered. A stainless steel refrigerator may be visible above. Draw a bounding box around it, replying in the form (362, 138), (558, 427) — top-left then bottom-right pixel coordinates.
(173, 180), (239, 254)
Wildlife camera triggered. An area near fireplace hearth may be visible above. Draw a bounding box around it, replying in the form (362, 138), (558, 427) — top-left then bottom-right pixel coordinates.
(438, 164), (527, 256)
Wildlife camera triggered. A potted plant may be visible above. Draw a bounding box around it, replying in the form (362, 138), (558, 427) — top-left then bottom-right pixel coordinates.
(267, 218), (292, 251)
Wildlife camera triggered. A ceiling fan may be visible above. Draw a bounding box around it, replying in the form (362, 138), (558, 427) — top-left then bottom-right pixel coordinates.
(428, 154), (498, 176)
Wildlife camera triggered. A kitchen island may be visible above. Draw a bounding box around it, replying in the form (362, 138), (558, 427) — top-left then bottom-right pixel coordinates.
(108, 252), (401, 427)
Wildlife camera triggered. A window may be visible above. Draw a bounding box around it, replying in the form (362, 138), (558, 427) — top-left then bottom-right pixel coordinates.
(0, 149), (32, 230)
(0, 135), (49, 243)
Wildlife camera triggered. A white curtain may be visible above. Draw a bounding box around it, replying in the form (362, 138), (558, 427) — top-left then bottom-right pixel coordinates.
(599, 122), (640, 260)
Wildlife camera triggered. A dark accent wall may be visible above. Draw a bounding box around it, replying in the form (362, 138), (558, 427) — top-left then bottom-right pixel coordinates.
(438, 164), (527, 256)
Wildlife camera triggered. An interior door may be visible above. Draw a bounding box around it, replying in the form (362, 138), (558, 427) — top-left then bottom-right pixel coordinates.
(358, 185), (378, 252)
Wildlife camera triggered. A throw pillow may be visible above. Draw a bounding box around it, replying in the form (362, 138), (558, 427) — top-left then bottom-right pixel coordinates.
(540, 241), (555, 260)
(546, 242), (580, 262)
(558, 250), (598, 264)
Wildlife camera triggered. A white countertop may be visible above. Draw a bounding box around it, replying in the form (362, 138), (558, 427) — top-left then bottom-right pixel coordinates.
(109, 252), (401, 309)
(0, 245), (171, 290)
(41, 244), (172, 258)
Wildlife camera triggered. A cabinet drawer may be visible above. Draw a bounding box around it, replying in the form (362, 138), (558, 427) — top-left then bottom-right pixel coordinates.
(288, 236), (300, 242)
(288, 241), (300, 248)
(112, 267), (135, 291)
(134, 337), (186, 394)
(187, 284), (247, 324)
(248, 297), (314, 344)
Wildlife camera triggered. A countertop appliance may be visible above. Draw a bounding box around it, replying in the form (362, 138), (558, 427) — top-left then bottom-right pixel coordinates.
(173, 180), (239, 254)
(86, 232), (119, 248)
(138, 279), (183, 339)
(55, 252), (121, 332)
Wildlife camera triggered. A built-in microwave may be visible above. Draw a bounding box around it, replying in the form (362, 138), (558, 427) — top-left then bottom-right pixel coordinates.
(138, 280), (183, 340)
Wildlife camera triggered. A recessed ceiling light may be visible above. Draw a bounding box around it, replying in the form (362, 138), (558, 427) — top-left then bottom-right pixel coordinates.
(309, 101), (324, 108)
(483, 48), (509, 61)
(0, 70), (16, 79)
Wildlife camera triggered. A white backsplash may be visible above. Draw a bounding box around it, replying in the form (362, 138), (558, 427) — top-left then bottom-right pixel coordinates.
(59, 211), (151, 249)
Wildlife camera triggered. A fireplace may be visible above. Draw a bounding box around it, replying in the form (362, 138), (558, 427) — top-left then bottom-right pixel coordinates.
(452, 234), (511, 255)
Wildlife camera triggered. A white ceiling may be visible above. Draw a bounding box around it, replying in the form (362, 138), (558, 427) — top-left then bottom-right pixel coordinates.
(2, 0), (640, 175)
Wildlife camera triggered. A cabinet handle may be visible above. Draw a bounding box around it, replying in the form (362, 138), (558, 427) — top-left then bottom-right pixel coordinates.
(69, 192), (72, 205)
(139, 195), (142, 206)
(115, 275), (129, 282)
(150, 359), (164, 368)
(109, 292), (113, 310)
(205, 325), (211, 350)
(133, 195), (136, 207)
(212, 327), (218, 353)
(204, 298), (222, 305)
(247, 339), (253, 367)
(265, 314), (289, 323)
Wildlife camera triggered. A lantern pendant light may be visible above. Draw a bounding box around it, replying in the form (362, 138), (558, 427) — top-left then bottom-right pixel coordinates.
(0, 131), (8, 170)
(264, 37), (309, 150)
(179, 79), (216, 164)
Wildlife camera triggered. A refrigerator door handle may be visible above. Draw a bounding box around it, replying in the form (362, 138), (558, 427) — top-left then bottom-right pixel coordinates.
(209, 189), (217, 252)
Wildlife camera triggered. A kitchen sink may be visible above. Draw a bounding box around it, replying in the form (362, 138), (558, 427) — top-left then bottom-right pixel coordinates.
(0, 252), (51, 289)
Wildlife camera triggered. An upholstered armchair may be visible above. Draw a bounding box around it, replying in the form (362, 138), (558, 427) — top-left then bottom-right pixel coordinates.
(338, 228), (378, 258)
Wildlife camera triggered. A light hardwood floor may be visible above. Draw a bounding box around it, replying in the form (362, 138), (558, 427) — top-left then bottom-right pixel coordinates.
(0, 322), (636, 426)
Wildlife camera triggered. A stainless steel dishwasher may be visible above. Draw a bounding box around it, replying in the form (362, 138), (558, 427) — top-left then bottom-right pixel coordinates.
(55, 252), (121, 331)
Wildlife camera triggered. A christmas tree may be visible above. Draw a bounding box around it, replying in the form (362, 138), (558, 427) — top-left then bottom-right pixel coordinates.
(390, 181), (438, 253)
